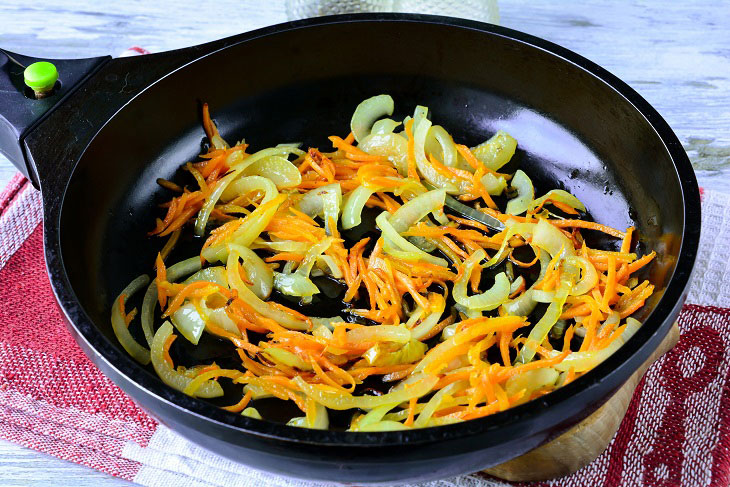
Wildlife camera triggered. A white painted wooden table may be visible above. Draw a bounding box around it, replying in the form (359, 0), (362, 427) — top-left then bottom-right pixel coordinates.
(0, 1), (728, 485)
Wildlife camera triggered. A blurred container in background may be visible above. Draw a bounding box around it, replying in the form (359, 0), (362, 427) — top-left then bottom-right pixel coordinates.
(285, 0), (500, 24)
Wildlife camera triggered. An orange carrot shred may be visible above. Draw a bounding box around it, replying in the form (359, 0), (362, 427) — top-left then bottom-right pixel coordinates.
(163, 281), (229, 318)
(548, 219), (625, 238)
(405, 397), (417, 426)
(500, 331), (512, 367)
(264, 253), (306, 263)
(222, 390), (253, 413)
(202, 103), (218, 142)
(549, 199), (580, 215)
(602, 256), (617, 310)
(155, 253), (168, 309)
(508, 247), (540, 268)
(621, 227), (634, 254)
(163, 334), (177, 368)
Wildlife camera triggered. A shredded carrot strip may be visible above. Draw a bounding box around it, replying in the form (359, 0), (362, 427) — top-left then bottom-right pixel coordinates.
(428, 154), (471, 181)
(564, 368), (577, 385)
(500, 331), (512, 366)
(493, 381), (510, 411)
(197, 364), (221, 376)
(616, 282), (655, 318)
(149, 192), (188, 235)
(222, 390), (253, 413)
(186, 163), (210, 195)
(591, 287), (606, 311)
(155, 253), (168, 309)
(263, 306), (304, 328)
(310, 358), (350, 392)
(447, 215), (489, 233)
(587, 251), (636, 264)
(163, 281), (229, 318)
(419, 315), (456, 341)
(305, 149), (335, 181)
(364, 194), (389, 211)
(550, 199), (580, 215)
(405, 397), (417, 426)
(201, 218), (243, 254)
(467, 166), (498, 209)
(378, 192), (402, 213)
(562, 325), (576, 352)
(439, 235), (469, 260)
(118, 295), (137, 327)
(157, 178), (183, 193)
(621, 227), (634, 254)
(289, 207), (318, 226)
(202, 103), (218, 142)
(157, 205), (201, 237)
(264, 253), (305, 263)
(595, 323), (628, 350)
(602, 256), (617, 310)
(159, 228), (181, 262)
(206, 321), (261, 353)
(163, 334), (176, 368)
(469, 257), (481, 292)
(318, 353), (357, 391)
(560, 302), (591, 319)
(124, 308), (137, 327)
(539, 267), (560, 292)
(461, 393), (524, 420)
(509, 247), (540, 268)
(328, 136), (384, 162)
(508, 279), (526, 299)
(434, 370), (470, 390)
(349, 364), (414, 381)
(395, 271), (429, 310)
(211, 208), (237, 222)
(548, 219), (625, 238)
(626, 251), (657, 274)
(455, 144), (497, 176)
(497, 350), (570, 382)
(535, 246), (562, 290)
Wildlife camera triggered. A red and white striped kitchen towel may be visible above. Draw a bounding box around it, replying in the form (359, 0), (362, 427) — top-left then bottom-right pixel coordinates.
(0, 172), (728, 487)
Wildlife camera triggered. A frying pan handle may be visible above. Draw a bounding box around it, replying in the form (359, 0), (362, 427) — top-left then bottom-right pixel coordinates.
(9, 37), (243, 192)
(0, 49), (110, 186)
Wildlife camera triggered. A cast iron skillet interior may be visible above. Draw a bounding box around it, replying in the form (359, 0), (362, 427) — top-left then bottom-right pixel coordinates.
(41, 15), (698, 483)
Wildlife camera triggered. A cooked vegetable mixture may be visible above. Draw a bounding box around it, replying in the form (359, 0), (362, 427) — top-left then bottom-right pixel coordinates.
(113, 95), (656, 431)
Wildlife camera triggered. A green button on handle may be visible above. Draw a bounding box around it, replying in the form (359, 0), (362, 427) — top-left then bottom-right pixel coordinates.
(24, 61), (58, 98)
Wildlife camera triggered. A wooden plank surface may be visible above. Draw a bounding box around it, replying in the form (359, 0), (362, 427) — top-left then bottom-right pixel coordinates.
(0, 1), (727, 485)
(0, 443), (135, 487)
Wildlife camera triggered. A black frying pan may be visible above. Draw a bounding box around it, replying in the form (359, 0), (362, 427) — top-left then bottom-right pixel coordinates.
(0, 14), (700, 484)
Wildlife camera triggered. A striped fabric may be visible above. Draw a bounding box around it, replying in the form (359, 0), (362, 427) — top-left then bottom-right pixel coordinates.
(0, 172), (728, 487)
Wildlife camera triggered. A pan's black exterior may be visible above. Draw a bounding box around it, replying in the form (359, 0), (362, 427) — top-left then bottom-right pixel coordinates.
(2, 15), (699, 484)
